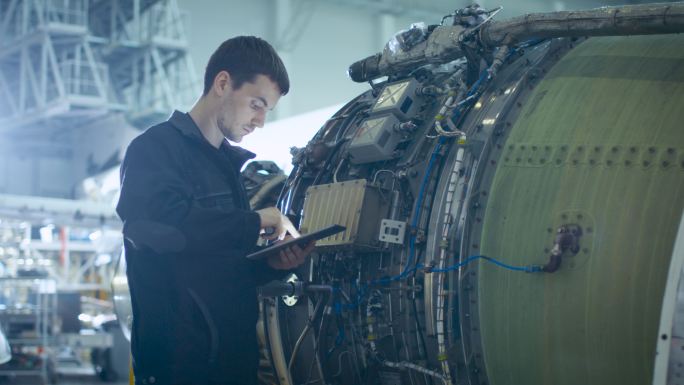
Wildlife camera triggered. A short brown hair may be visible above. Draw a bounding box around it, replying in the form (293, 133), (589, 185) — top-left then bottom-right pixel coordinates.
(203, 36), (289, 96)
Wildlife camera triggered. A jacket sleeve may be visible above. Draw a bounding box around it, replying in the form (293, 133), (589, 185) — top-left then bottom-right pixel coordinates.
(116, 134), (261, 256)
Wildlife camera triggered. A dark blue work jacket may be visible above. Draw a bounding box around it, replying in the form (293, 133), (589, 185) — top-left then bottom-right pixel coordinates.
(117, 111), (282, 385)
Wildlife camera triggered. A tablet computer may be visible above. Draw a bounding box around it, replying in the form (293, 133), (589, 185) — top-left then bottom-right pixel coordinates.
(246, 224), (346, 261)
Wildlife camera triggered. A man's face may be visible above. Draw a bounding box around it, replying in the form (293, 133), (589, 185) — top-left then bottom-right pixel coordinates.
(217, 74), (281, 143)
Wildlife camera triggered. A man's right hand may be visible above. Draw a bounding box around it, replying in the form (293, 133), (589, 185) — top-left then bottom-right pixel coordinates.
(256, 207), (294, 240)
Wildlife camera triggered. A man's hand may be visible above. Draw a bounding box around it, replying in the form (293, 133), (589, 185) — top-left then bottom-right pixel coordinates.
(256, 207), (298, 240)
(267, 236), (316, 270)
(256, 207), (289, 239)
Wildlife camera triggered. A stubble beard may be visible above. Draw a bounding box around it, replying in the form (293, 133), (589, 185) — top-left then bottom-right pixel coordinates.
(217, 116), (241, 143)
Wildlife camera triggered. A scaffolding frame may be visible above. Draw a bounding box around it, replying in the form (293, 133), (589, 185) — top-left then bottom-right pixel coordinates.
(0, 0), (199, 131)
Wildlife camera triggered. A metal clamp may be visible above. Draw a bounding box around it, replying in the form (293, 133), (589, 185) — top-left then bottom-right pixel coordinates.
(542, 224), (582, 273)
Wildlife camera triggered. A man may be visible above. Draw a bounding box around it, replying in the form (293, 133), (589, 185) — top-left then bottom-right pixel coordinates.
(117, 36), (313, 385)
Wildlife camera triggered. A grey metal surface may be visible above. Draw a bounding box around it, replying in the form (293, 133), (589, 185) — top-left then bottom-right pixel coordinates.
(348, 115), (403, 164)
(481, 2), (684, 46)
(348, 2), (684, 82)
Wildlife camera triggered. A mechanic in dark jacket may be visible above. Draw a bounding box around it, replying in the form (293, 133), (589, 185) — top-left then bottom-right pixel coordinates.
(116, 36), (314, 385)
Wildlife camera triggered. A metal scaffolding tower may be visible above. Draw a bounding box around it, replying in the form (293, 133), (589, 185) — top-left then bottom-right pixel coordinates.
(0, 0), (199, 131)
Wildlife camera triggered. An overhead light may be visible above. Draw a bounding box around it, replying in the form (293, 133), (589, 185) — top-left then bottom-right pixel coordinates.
(89, 230), (102, 241)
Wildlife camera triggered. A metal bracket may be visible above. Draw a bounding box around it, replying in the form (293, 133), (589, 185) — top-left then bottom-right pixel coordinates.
(543, 224), (582, 273)
(282, 274), (300, 307)
(379, 219), (406, 244)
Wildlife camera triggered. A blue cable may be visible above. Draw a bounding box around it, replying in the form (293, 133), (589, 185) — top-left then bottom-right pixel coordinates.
(401, 68), (490, 278)
(370, 63), (534, 289)
(367, 254), (541, 291)
(400, 255), (542, 281)
(332, 255), (542, 321)
(429, 255), (542, 273)
(468, 69), (489, 96)
(402, 138), (445, 275)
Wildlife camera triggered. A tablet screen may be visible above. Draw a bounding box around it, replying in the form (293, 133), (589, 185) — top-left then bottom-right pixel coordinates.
(246, 224), (346, 260)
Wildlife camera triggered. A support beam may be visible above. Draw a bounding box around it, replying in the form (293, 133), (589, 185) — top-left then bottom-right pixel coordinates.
(44, 34), (66, 98)
(150, 48), (177, 108)
(21, 0), (28, 35)
(169, 0), (185, 42)
(0, 193), (119, 227)
(133, 0), (140, 41)
(30, 0), (44, 26)
(0, 0), (19, 39)
(82, 41), (108, 100)
(24, 43), (44, 108)
(19, 45), (27, 112)
(40, 34), (47, 104)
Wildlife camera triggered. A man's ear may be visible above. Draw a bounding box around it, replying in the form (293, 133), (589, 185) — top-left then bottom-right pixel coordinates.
(213, 70), (232, 96)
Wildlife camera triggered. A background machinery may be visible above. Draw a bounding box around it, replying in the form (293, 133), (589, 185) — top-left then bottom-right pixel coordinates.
(258, 3), (684, 385)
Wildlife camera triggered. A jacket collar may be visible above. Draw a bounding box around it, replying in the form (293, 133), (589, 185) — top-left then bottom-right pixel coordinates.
(167, 110), (256, 168)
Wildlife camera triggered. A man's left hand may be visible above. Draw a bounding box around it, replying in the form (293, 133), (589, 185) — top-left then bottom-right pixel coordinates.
(267, 236), (315, 270)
